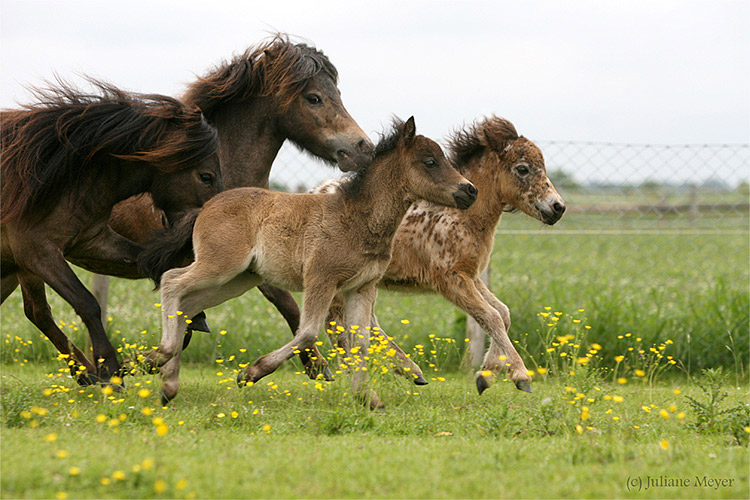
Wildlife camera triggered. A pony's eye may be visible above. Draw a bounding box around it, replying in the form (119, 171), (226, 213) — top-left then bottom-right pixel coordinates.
(516, 165), (530, 176)
(305, 94), (322, 105)
(199, 173), (214, 184)
(424, 159), (437, 169)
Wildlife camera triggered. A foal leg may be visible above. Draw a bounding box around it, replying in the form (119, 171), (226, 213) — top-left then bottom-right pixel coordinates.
(341, 285), (385, 410)
(370, 313), (427, 385)
(156, 271), (264, 404)
(239, 282), (337, 386)
(257, 282), (333, 381)
(18, 273), (98, 384)
(439, 275), (531, 395)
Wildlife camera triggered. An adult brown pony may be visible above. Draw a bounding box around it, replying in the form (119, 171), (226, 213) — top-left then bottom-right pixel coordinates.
(139, 117), (477, 407)
(100, 34), (374, 374)
(313, 116), (566, 394)
(0, 78), (222, 383)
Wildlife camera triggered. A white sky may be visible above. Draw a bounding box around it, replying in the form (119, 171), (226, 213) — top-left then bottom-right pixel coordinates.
(1, 0), (748, 187)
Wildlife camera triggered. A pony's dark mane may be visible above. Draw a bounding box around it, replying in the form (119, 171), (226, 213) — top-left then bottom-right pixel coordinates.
(183, 34), (338, 118)
(449, 116), (519, 172)
(338, 118), (406, 199)
(0, 77), (218, 224)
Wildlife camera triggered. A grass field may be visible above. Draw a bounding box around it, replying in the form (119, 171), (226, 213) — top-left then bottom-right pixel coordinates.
(1, 213), (748, 498)
(1, 363), (748, 499)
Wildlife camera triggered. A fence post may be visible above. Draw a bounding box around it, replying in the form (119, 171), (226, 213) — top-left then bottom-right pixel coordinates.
(462, 265), (489, 369)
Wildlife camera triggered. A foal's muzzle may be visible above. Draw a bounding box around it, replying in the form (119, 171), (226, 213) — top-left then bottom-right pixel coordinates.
(453, 182), (478, 209)
(535, 196), (566, 225)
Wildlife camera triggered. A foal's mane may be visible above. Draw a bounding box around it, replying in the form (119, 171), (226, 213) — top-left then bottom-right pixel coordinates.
(182, 34), (338, 117)
(338, 118), (406, 199)
(449, 116), (519, 172)
(0, 77), (217, 224)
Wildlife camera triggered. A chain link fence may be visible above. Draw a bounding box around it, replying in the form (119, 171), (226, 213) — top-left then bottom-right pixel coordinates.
(268, 140), (750, 370)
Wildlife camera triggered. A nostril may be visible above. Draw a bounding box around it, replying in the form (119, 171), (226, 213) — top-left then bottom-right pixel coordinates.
(357, 138), (374, 155)
(553, 202), (566, 214)
(465, 184), (478, 198)
(336, 149), (349, 159)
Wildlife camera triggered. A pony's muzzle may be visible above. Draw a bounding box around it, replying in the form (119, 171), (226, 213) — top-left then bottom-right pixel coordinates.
(535, 196), (566, 225)
(453, 182), (478, 209)
(334, 137), (375, 172)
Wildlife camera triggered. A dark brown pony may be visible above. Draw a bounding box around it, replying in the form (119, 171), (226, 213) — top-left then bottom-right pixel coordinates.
(0, 78), (222, 383)
(99, 35), (374, 376)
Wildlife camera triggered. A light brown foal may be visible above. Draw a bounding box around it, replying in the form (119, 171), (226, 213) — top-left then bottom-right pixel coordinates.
(143, 117), (476, 407)
(316, 116), (566, 394)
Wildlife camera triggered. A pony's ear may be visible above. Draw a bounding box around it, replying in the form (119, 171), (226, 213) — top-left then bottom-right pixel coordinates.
(402, 116), (416, 145)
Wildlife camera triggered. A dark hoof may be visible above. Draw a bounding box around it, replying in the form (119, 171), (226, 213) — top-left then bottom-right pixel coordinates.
(413, 374), (429, 386)
(160, 391), (173, 407)
(236, 372), (248, 388)
(76, 373), (100, 386)
(476, 375), (490, 395)
(304, 363), (334, 382)
(323, 366), (335, 382)
(182, 331), (193, 350)
(188, 312), (211, 333)
(515, 380), (533, 393)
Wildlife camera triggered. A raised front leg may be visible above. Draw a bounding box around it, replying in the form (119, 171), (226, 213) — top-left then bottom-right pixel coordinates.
(257, 282), (332, 381)
(239, 281), (337, 386)
(440, 275), (531, 394)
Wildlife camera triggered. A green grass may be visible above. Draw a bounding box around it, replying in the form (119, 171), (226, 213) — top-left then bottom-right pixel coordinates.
(1, 363), (748, 499)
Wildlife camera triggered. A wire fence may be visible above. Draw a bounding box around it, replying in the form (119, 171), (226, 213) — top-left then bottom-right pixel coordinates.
(269, 140), (750, 369)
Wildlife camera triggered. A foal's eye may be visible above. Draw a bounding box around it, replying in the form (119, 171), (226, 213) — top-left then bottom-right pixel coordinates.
(423, 159), (437, 169)
(199, 173), (214, 184)
(305, 94), (322, 105)
(516, 165), (530, 176)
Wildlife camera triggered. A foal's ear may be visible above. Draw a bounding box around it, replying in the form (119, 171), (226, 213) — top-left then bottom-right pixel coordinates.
(402, 116), (416, 145)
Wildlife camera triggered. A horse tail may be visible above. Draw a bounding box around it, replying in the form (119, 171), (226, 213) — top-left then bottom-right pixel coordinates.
(137, 209), (199, 288)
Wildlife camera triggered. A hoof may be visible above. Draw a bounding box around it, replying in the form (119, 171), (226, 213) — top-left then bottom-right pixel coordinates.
(188, 312), (211, 333)
(160, 390), (173, 407)
(413, 374), (429, 386)
(515, 380), (533, 393)
(304, 363), (334, 382)
(476, 375), (490, 395)
(76, 372), (100, 386)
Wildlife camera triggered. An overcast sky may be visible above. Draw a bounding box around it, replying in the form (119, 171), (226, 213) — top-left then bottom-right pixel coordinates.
(1, 0), (748, 187)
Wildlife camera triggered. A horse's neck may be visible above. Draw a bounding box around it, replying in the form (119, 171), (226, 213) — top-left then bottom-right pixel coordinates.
(210, 100), (284, 189)
(460, 158), (508, 235)
(345, 165), (412, 241)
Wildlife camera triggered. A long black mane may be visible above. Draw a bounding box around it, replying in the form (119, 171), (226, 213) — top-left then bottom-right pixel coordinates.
(0, 77), (217, 224)
(183, 34), (338, 117)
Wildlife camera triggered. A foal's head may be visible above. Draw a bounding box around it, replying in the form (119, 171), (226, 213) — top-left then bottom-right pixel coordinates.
(183, 34), (374, 172)
(451, 116), (565, 224)
(364, 117), (477, 209)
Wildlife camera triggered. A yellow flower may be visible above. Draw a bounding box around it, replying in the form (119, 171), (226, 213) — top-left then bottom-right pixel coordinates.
(614, 355), (624, 363)
(660, 439), (669, 450)
(536, 367), (548, 375)
(44, 432), (58, 442)
(480, 370), (492, 378)
(69, 466), (81, 476)
(142, 407), (154, 416)
(156, 424), (168, 436)
(56, 492), (68, 500)
(400, 319), (409, 325)
(612, 395), (624, 403)
(262, 424), (271, 433)
(575, 425), (583, 434)
(591, 343), (602, 350)
(634, 369), (646, 377)
(101, 386), (113, 396)
(95, 414), (107, 423)
(677, 412), (686, 419)
(110, 376), (122, 385)
(100, 477), (111, 485)
(154, 479), (167, 493)
(138, 389), (150, 398)
(660, 409), (670, 419)
(141, 458), (154, 470)
(176, 479), (188, 490)
(56, 449), (68, 458)
(672, 388), (681, 395)
(112, 470), (126, 481)
(617, 378), (627, 385)
(231, 411), (239, 419)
